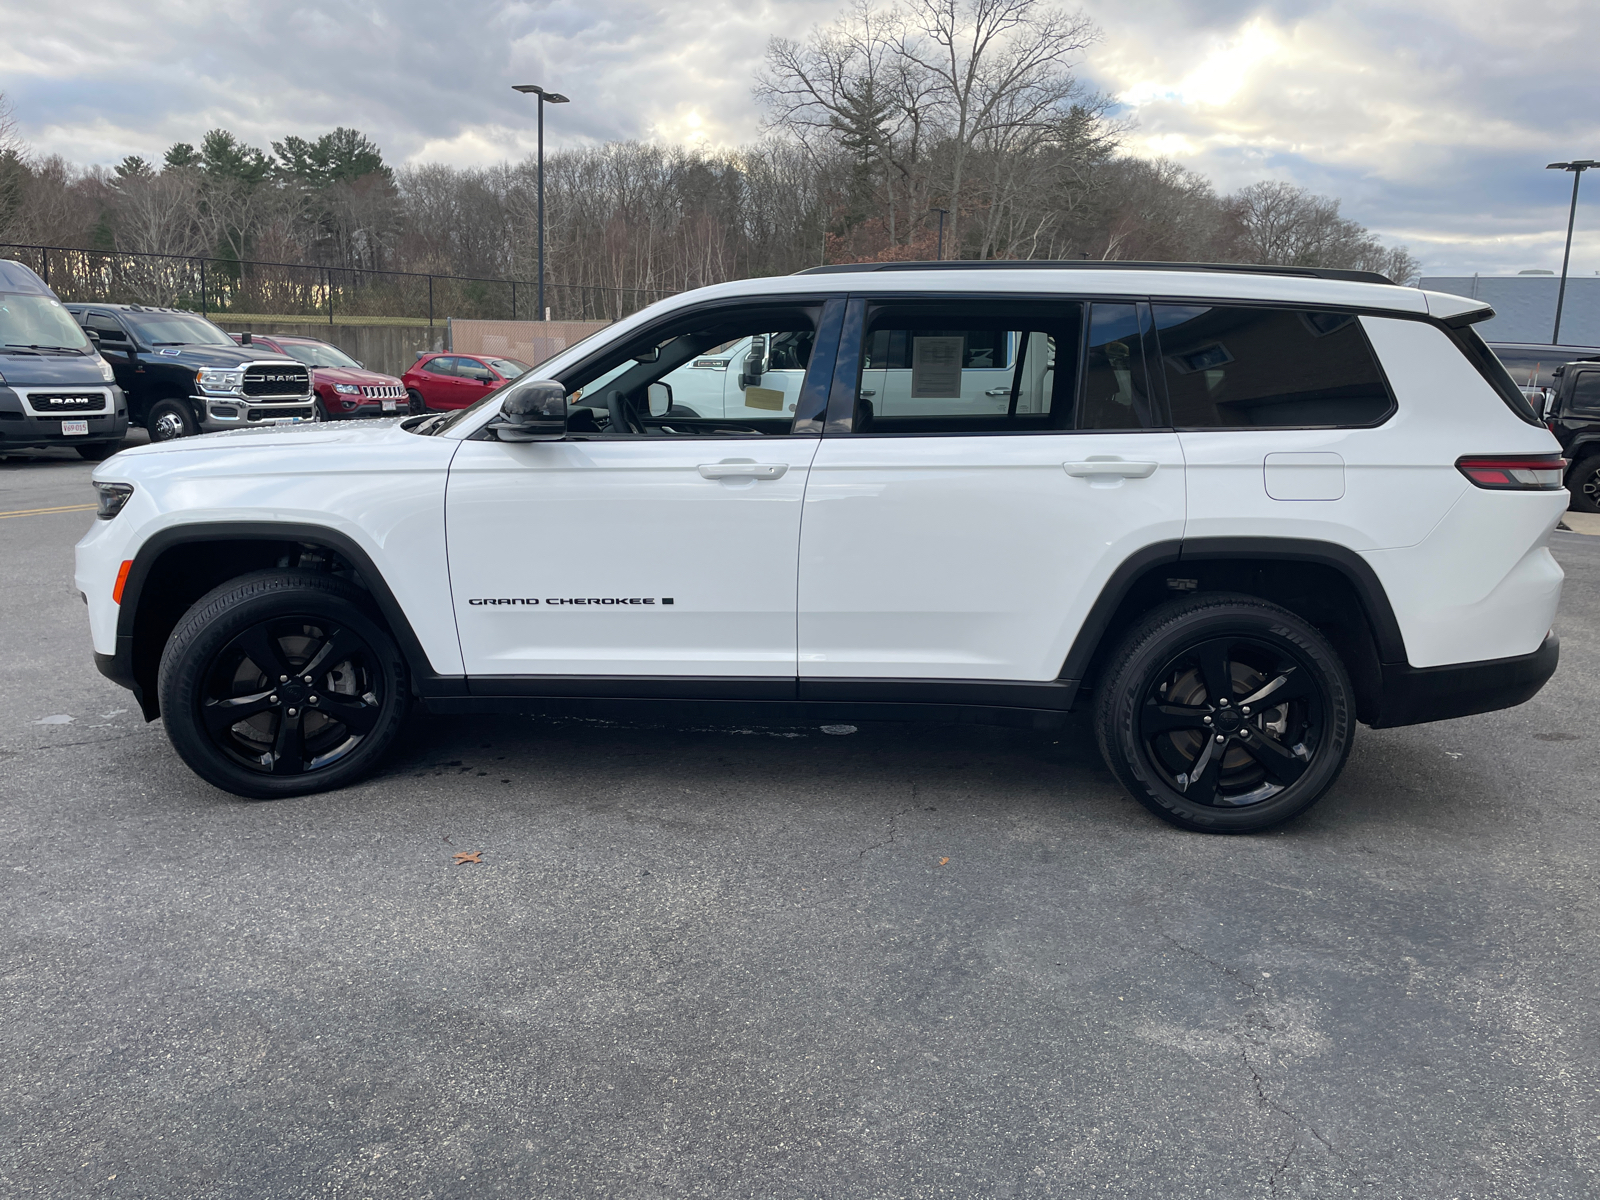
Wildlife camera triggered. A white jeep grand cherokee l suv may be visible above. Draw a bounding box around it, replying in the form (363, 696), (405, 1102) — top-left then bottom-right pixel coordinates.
(76, 262), (1566, 833)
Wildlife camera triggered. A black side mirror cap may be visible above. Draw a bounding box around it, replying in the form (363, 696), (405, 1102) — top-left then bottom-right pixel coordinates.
(488, 379), (567, 442)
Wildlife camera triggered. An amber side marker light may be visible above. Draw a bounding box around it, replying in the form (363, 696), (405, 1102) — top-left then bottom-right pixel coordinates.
(113, 560), (133, 605)
(1455, 455), (1567, 490)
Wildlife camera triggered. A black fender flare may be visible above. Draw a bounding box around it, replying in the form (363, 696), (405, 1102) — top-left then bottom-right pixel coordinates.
(105, 521), (466, 718)
(1057, 536), (1409, 684)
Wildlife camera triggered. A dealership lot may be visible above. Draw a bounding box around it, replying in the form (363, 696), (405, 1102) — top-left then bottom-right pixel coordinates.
(3, 447), (1599, 1198)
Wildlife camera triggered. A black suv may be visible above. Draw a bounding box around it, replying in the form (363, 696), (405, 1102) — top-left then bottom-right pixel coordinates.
(1539, 360), (1600, 510)
(63, 304), (314, 441)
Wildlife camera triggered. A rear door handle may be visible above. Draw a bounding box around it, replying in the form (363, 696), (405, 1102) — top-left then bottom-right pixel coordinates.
(698, 462), (788, 480)
(1063, 459), (1159, 479)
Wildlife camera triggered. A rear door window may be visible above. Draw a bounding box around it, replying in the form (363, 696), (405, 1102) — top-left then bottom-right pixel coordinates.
(1568, 371), (1600, 416)
(1153, 304), (1393, 429)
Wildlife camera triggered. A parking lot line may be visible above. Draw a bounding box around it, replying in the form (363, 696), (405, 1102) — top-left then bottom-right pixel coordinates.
(0, 503), (97, 520)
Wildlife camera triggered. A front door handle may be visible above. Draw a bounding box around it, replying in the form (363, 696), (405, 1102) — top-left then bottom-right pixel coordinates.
(1063, 458), (1159, 479)
(985, 387), (1010, 396)
(698, 462), (788, 480)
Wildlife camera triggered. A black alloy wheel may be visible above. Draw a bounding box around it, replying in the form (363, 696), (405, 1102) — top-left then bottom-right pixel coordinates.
(1568, 455), (1600, 513)
(147, 398), (198, 442)
(1095, 593), (1353, 833)
(158, 571), (409, 798)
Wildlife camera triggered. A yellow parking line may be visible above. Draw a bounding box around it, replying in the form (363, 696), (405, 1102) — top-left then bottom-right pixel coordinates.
(0, 503), (97, 519)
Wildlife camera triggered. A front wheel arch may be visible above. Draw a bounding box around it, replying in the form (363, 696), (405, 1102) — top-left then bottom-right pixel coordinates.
(116, 525), (449, 721)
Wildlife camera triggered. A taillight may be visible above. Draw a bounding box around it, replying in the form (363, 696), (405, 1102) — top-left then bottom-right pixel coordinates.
(1456, 454), (1566, 490)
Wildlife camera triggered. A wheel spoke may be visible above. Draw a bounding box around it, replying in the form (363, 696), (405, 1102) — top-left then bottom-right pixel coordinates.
(201, 689), (275, 736)
(1239, 667), (1314, 708)
(1178, 733), (1227, 803)
(1191, 639), (1237, 706)
(270, 711), (307, 774)
(1142, 697), (1213, 736)
(317, 691), (380, 734)
(301, 625), (365, 681)
(1239, 730), (1310, 785)
(228, 623), (295, 682)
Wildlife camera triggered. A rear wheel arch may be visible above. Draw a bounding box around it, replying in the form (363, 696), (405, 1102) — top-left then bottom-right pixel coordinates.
(1062, 538), (1404, 725)
(117, 523), (448, 720)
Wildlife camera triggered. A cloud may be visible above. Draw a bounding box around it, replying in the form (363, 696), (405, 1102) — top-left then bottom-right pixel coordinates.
(2, 0), (1598, 275)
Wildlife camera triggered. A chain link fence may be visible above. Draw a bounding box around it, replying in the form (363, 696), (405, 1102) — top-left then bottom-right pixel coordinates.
(0, 243), (673, 325)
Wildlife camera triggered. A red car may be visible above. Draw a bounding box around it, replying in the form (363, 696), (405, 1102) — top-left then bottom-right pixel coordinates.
(403, 352), (533, 411)
(228, 333), (410, 420)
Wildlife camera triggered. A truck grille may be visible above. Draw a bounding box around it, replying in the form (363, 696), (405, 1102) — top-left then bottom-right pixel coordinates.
(25, 391), (109, 413)
(242, 364), (310, 397)
(362, 384), (405, 399)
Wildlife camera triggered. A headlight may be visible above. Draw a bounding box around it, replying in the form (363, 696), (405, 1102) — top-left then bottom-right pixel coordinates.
(93, 481), (134, 520)
(333, 383), (361, 395)
(197, 367), (244, 392)
(97, 358), (115, 382)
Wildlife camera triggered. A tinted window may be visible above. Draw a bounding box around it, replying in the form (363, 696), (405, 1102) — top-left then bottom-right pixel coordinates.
(84, 312), (128, 340)
(1079, 303), (1159, 431)
(1154, 305), (1392, 428)
(424, 356), (458, 377)
(846, 301), (1083, 434)
(1569, 371), (1600, 416)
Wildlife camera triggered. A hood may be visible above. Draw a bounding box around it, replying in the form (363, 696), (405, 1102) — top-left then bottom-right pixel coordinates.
(111, 416), (414, 462)
(144, 344), (300, 369)
(0, 351), (112, 386)
(311, 365), (405, 386)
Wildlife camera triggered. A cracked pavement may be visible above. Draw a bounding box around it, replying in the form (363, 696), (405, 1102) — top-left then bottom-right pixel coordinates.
(2, 443), (1598, 1199)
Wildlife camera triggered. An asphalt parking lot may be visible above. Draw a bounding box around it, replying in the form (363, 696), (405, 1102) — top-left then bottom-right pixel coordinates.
(3, 441), (1598, 1200)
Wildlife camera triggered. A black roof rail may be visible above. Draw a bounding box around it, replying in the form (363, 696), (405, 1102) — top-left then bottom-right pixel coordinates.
(794, 260), (1396, 286)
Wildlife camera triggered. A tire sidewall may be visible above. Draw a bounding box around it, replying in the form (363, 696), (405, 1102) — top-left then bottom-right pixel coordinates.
(157, 574), (409, 799)
(1098, 597), (1354, 833)
(1568, 456), (1600, 513)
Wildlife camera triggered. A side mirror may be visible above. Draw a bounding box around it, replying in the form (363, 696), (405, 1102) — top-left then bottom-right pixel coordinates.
(739, 335), (767, 390)
(241, 331), (253, 345)
(85, 329), (101, 345)
(489, 379), (567, 442)
(647, 381), (672, 416)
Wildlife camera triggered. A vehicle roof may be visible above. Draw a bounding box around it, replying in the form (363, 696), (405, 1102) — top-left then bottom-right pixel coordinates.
(0, 259), (56, 296)
(236, 333), (330, 345)
(1488, 341), (1600, 353)
(63, 302), (209, 315)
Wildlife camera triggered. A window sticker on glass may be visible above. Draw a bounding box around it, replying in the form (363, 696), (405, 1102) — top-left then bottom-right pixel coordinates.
(911, 336), (964, 398)
(744, 386), (785, 411)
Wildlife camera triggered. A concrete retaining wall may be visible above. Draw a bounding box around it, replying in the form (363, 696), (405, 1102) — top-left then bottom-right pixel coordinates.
(448, 319), (612, 370)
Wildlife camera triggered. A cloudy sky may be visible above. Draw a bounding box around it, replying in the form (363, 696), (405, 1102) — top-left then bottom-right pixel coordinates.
(2, 0), (1597, 277)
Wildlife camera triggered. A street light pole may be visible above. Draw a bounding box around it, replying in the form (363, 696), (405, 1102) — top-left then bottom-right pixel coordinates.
(1546, 159), (1595, 345)
(513, 84), (570, 321)
(933, 208), (949, 261)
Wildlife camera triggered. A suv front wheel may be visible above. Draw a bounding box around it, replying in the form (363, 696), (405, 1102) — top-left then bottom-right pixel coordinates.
(157, 571), (410, 799)
(1094, 593), (1354, 833)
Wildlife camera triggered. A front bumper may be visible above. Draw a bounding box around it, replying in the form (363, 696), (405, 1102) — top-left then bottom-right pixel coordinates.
(0, 385), (129, 449)
(196, 394), (317, 432)
(1369, 633), (1559, 728)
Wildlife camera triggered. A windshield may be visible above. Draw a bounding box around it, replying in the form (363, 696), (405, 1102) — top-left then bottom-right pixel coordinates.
(278, 341), (360, 369)
(485, 357), (531, 379)
(122, 311), (236, 347)
(0, 293), (91, 352)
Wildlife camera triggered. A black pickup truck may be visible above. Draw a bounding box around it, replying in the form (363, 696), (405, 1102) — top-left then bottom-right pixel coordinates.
(1537, 360), (1600, 511)
(63, 303), (314, 441)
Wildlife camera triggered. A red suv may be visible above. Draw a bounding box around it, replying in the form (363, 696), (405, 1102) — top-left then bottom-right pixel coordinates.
(228, 334), (410, 419)
(403, 352), (532, 411)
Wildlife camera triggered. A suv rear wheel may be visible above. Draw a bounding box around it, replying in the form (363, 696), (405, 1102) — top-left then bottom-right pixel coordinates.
(157, 570), (410, 799)
(147, 398), (198, 441)
(1093, 593), (1354, 833)
(1567, 454), (1600, 513)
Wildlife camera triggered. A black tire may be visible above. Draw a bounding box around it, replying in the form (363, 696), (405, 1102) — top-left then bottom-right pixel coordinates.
(76, 440), (123, 461)
(313, 396), (332, 422)
(1567, 455), (1600, 513)
(1093, 592), (1354, 834)
(147, 398), (198, 442)
(157, 570), (410, 799)
(406, 389), (428, 414)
